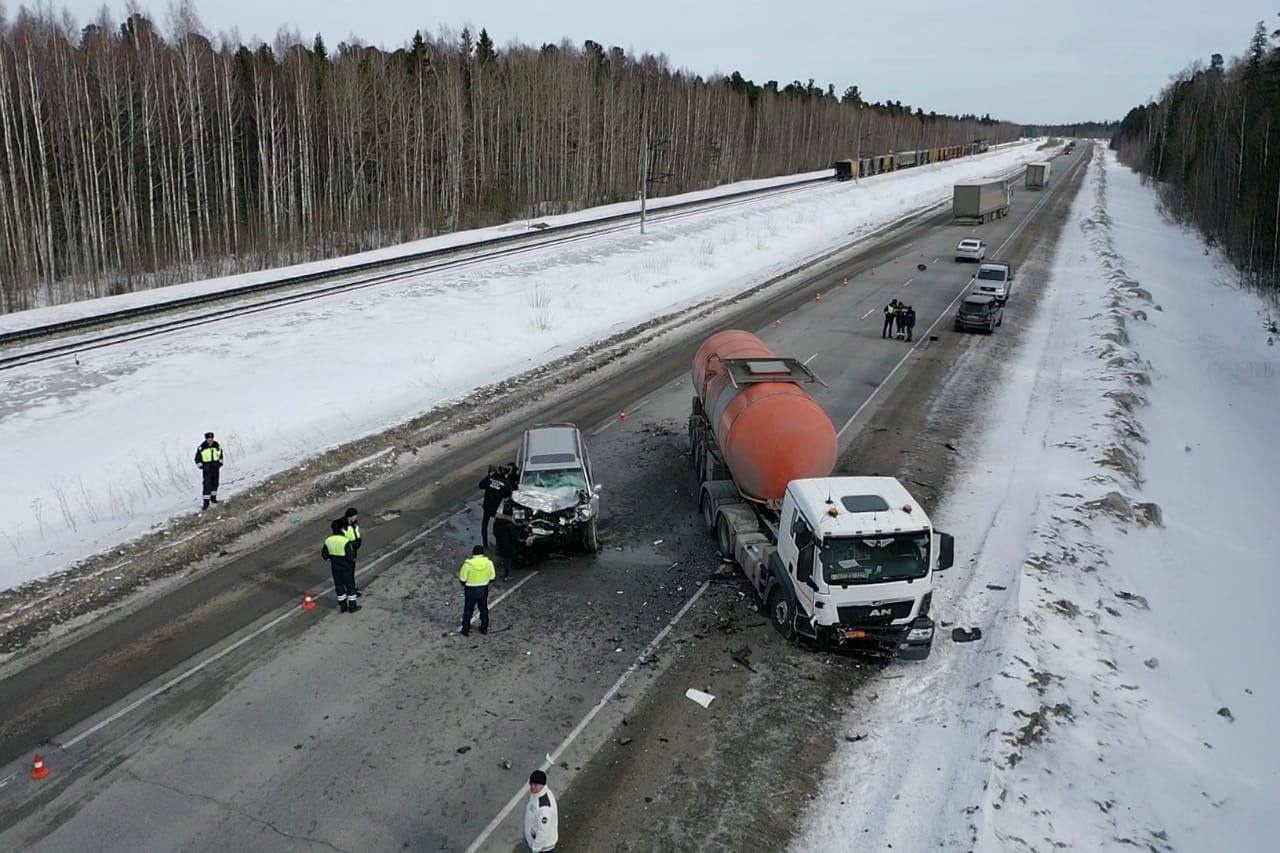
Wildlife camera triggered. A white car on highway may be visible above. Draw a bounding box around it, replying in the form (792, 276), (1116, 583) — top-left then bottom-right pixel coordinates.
(954, 238), (986, 262)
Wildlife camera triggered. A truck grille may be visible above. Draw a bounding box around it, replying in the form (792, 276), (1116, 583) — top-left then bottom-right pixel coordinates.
(838, 600), (914, 624)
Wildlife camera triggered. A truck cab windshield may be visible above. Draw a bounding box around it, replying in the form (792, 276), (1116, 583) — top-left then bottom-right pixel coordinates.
(822, 532), (930, 585)
(520, 468), (588, 492)
(977, 268), (1006, 281)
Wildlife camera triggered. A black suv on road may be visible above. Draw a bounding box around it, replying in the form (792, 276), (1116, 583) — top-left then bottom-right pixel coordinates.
(954, 295), (1003, 334)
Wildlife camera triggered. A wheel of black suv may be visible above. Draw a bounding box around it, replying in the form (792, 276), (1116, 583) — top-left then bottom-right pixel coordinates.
(581, 519), (600, 554)
(767, 588), (795, 641)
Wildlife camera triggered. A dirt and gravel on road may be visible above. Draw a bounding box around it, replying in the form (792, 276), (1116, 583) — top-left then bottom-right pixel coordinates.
(555, 148), (1090, 853)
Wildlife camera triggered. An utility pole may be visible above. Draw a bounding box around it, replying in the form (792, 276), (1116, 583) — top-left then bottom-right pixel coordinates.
(854, 105), (866, 182)
(640, 124), (649, 235)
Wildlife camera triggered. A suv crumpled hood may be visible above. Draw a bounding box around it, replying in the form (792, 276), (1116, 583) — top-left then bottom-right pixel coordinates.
(512, 486), (581, 513)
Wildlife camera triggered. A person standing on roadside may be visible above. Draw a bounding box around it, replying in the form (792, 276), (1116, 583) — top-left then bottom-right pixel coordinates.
(903, 305), (917, 342)
(492, 506), (518, 582)
(523, 769), (559, 853)
(322, 519), (360, 613)
(194, 431), (223, 510)
(882, 299), (898, 339)
(339, 507), (362, 604)
(458, 545), (496, 636)
(478, 466), (513, 548)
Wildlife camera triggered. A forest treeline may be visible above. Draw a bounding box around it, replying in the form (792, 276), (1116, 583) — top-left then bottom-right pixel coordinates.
(0, 4), (1019, 311)
(1112, 18), (1280, 292)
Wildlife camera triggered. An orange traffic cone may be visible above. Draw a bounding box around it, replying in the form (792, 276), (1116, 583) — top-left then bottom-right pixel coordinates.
(619, 411), (628, 422)
(774, 319), (781, 327)
(842, 277), (849, 287)
(302, 593), (317, 610)
(30, 754), (49, 780)
(815, 293), (822, 303)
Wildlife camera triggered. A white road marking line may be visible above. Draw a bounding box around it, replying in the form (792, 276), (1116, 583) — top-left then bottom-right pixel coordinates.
(932, 257), (939, 263)
(901, 278), (914, 287)
(466, 571), (539, 628)
(802, 352), (819, 365)
(61, 510), (463, 749)
(860, 307), (876, 320)
(836, 153), (1076, 441)
(464, 579), (712, 853)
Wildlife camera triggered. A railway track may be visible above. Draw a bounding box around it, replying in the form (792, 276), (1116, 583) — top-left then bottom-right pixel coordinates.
(0, 175), (832, 371)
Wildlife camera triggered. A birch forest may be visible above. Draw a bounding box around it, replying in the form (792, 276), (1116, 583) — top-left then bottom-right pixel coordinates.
(1112, 18), (1280, 292)
(0, 4), (1018, 312)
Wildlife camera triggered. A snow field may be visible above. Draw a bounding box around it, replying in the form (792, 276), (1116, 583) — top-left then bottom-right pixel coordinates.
(796, 148), (1279, 850)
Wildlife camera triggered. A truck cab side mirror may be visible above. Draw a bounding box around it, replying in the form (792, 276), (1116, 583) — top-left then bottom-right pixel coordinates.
(937, 533), (955, 570)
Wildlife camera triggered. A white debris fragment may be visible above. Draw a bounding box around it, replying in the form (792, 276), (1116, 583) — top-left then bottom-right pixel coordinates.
(685, 688), (716, 709)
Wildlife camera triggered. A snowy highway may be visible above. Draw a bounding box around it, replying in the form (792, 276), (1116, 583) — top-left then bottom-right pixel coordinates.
(0, 144), (1090, 850)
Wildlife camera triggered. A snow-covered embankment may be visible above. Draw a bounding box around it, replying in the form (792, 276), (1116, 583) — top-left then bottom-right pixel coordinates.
(796, 147), (1279, 850)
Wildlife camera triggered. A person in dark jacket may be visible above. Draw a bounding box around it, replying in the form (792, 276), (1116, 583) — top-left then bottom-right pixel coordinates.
(339, 507), (362, 603)
(322, 519), (359, 613)
(478, 466), (513, 548)
(882, 300), (899, 339)
(492, 506), (519, 581)
(194, 431), (223, 510)
(903, 305), (917, 341)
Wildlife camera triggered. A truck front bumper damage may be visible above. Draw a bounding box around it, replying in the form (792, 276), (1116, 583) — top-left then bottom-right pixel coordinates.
(810, 616), (935, 660)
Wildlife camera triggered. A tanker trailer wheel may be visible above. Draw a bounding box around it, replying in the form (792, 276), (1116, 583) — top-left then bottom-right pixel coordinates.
(700, 491), (717, 534)
(581, 519), (600, 554)
(767, 588), (796, 641)
(715, 513), (735, 558)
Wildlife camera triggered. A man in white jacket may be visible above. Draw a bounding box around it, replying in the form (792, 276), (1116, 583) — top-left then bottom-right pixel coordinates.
(523, 769), (559, 852)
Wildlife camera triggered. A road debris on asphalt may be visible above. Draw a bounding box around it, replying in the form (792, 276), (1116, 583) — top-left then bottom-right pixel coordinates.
(685, 688), (716, 709)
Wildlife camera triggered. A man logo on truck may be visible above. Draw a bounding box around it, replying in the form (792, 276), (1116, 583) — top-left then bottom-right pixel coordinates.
(869, 608), (893, 617)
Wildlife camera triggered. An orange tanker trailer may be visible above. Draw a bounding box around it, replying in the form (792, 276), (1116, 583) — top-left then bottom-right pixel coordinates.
(690, 330), (837, 503)
(687, 329), (954, 660)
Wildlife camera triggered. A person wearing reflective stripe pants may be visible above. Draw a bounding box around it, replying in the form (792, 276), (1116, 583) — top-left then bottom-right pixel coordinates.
(322, 520), (359, 613)
(339, 507), (361, 603)
(194, 431), (223, 510)
(458, 545), (496, 636)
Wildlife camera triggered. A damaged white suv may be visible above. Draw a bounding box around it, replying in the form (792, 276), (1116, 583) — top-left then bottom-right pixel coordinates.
(510, 423), (602, 554)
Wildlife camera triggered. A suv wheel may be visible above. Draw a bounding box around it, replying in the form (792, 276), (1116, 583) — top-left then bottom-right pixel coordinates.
(581, 518), (600, 554)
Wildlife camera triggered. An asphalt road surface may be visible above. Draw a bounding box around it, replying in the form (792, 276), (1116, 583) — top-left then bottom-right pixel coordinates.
(0, 143), (1091, 851)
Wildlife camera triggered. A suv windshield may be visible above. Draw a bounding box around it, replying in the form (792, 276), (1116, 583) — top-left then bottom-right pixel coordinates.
(977, 268), (1006, 281)
(520, 467), (588, 491)
(822, 532), (930, 584)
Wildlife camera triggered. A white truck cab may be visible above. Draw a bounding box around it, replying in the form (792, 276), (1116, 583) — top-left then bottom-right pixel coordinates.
(717, 476), (955, 660)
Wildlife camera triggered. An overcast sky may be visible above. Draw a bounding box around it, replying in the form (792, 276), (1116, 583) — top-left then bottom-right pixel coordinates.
(41, 0), (1274, 123)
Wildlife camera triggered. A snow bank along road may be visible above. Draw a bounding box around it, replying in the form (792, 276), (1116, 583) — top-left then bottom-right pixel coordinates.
(0, 143), (1088, 850)
(796, 150), (1279, 851)
(0, 142), (1046, 592)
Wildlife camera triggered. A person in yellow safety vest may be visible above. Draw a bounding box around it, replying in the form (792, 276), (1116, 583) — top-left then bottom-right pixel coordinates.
(194, 431), (224, 510)
(339, 507), (362, 604)
(882, 299), (899, 339)
(322, 519), (360, 613)
(458, 545), (496, 636)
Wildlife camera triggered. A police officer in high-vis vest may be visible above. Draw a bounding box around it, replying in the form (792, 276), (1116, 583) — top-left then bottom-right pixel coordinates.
(194, 431), (223, 510)
(458, 545), (496, 636)
(339, 507), (362, 605)
(322, 519), (360, 613)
